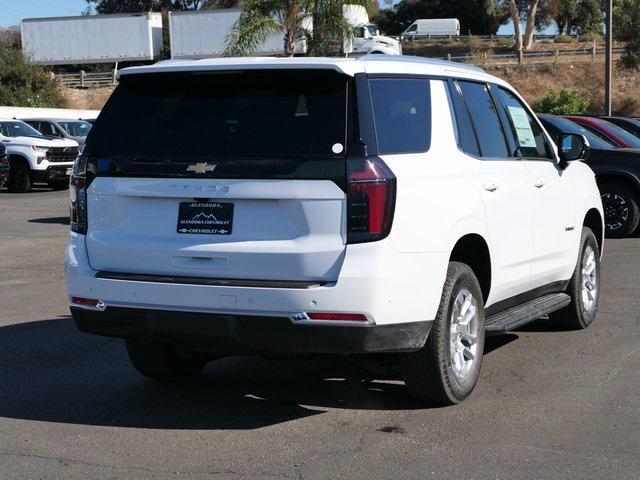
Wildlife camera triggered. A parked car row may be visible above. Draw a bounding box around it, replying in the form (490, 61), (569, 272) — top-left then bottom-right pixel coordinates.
(0, 117), (91, 193)
(537, 114), (640, 238)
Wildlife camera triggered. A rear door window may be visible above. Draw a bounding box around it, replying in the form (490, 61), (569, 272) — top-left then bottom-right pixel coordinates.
(369, 78), (431, 155)
(447, 81), (480, 156)
(456, 81), (508, 158)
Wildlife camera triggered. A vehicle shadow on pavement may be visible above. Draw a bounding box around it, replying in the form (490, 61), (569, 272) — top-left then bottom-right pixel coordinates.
(0, 317), (523, 430)
(515, 316), (576, 333)
(28, 216), (70, 225)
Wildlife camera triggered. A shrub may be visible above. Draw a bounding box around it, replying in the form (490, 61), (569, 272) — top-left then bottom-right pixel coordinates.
(531, 88), (590, 114)
(554, 34), (575, 44)
(581, 31), (602, 43)
(495, 37), (514, 47)
(416, 38), (439, 45)
(0, 46), (66, 108)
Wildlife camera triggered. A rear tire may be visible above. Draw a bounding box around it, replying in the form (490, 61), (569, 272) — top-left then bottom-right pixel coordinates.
(600, 183), (640, 237)
(125, 338), (207, 382)
(549, 227), (600, 330)
(7, 160), (32, 193)
(400, 262), (485, 405)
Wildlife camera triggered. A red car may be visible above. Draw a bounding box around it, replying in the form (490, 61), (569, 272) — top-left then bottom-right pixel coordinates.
(564, 115), (640, 148)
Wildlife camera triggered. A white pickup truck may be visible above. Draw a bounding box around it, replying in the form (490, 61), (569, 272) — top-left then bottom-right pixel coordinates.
(349, 23), (402, 55)
(0, 118), (79, 192)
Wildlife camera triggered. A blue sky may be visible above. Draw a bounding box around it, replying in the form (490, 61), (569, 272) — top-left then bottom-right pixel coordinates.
(0, 0), (541, 34)
(0, 0), (87, 27)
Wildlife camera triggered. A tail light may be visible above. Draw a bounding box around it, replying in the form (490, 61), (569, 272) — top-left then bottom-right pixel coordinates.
(70, 155), (88, 234)
(306, 312), (368, 322)
(346, 157), (396, 244)
(71, 296), (100, 307)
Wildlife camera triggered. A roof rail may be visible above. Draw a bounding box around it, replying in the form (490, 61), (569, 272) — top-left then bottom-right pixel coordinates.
(358, 54), (486, 73)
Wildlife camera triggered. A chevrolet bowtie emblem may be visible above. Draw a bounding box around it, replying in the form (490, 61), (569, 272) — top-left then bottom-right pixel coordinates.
(186, 163), (217, 174)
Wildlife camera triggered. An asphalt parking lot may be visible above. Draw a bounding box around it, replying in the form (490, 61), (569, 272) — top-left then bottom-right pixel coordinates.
(1, 189), (639, 480)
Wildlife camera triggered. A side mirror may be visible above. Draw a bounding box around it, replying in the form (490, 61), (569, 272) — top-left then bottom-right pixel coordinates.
(558, 132), (589, 169)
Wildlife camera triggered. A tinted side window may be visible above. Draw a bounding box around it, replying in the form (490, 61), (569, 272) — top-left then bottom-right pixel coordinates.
(40, 122), (57, 136)
(457, 81), (508, 158)
(538, 119), (560, 139)
(493, 87), (551, 159)
(448, 81), (480, 156)
(369, 78), (431, 155)
(580, 124), (614, 143)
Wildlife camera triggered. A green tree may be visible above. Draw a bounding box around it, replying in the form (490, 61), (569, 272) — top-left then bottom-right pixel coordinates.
(552, 0), (577, 33)
(537, 0), (578, 34)
(535, 0), (602, 36)
(614, 0), (640, 69)
(0, 46), (66, 108)
(574, 0), (602, 35)
(224, 0), (371, 57)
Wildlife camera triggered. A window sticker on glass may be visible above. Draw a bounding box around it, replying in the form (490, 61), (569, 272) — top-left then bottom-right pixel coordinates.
(507, 106), (537, 148)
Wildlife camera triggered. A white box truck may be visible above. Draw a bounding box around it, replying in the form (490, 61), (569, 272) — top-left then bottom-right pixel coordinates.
(21, 13), (163, 65)
(401, 18), (461, 40)
(170, 7), (399, 59)
(169, 9), (307, 59)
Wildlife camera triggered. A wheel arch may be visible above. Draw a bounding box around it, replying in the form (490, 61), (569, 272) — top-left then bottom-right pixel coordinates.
(583, 208), (604, 255)
(8, 153), (31, 167)
(596, 171), (640, 199)
(449, 233), (492, 304)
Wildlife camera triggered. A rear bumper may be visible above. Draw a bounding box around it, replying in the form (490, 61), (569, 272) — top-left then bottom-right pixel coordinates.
(66, 231), (449, 327)
(71, 306), (431, 354)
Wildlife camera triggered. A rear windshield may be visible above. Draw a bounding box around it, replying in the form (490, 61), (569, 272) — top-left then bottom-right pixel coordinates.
(85, 70), (349, 160)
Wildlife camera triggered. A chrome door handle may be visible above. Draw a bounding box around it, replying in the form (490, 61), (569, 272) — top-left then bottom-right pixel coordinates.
(483, 182), (499, 192)
(533, 179), (546, 188)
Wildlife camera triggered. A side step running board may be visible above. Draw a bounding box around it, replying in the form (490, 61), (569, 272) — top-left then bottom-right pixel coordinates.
(485, 293), (571, 334)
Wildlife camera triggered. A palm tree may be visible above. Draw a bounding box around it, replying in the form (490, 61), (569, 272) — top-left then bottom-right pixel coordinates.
(224, 0), (373, 57)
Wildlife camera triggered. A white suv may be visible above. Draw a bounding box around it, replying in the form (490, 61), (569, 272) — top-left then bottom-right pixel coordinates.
(0, 119), (79, 192)
(65, 56), (604, 404)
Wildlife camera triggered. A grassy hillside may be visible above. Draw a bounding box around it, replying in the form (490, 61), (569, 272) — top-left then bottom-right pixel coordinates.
(487, 62), (640, 116)
(62, 60), (640, 116)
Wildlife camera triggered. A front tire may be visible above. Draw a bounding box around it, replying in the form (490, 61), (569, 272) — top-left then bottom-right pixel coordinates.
(125, 339), (207, 382)
(400, 262), (485, 405)
(7, 160), (32, 193)
(600, 183), (640, 237)
(550, 227), (600, 329)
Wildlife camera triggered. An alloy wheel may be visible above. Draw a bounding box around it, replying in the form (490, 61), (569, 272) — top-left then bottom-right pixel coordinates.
(581, 245), (598, 312)
(449, 288), (480, 380)
(602, 192), (629, 232)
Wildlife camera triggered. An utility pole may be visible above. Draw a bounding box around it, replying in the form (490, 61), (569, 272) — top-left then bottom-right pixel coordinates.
(605, 0), (613, 115)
